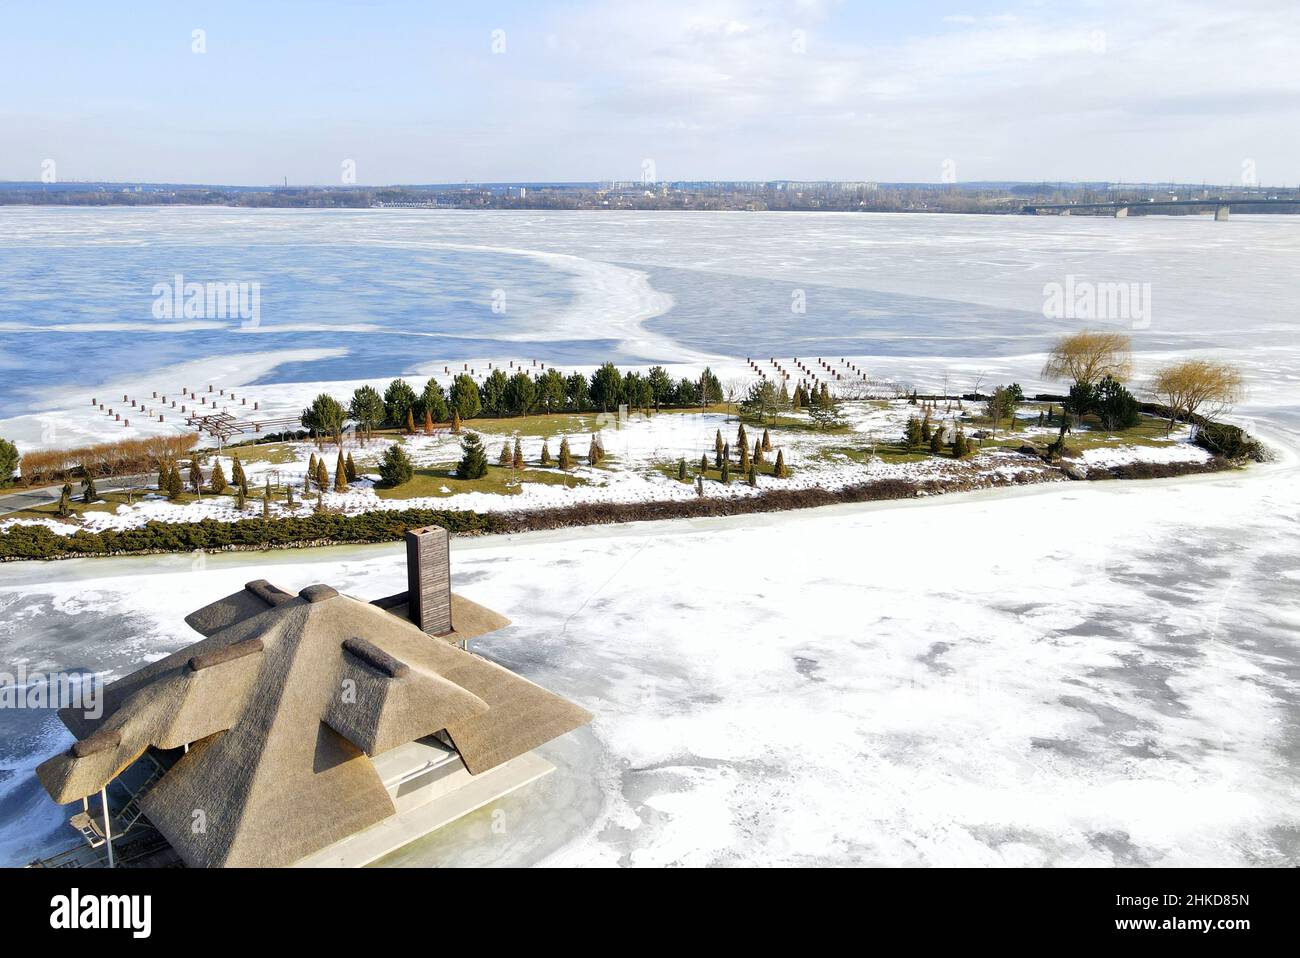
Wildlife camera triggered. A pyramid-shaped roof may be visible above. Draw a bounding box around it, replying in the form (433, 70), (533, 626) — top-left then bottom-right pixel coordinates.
(37, 580), (591, 867)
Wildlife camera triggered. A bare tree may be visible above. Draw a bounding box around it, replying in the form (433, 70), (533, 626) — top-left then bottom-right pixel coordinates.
(723, 377), (751, 417)
(1042, 331), (1133, 387)
(1149, 360), (1245, 434)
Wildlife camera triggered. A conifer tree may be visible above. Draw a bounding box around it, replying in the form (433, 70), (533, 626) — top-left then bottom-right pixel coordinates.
(76, 466), (97, 503)
(167, 465), (183, 500)
(540, 440), (552, 466)
(334, 450), (348, 491)
(773, 448), (789, 478)
(307, 453), (318, 487)
(498, 442), (511, 466)
(451, 410), (462, 434)
(405, 407), (416, 434)
(456, 433), (488, 480)
(903, 416), (923, 450)
(700, 452), (708, 474)
(929, 428), (944, 454)
(316, 458), (329, 491)
(189, 459), (203, 497)
(262, 480), (271, 518)
(236, 484), (247, 511)
(345, 452), (357, 483)
(588, 439), (599, 467)
(951, 428), (968, 457)
(56, 483), (72, 517)
(315, 490), (325, 513)
(762, 427), (772, 452)
(208, 459), (227, 495)
(695, 476), (705, 497)
(723, 441), (731, 465)
(720, 459), (731, 483)
(558, 436), (573, 470)
(737, 423), (748, 454)
(739, 437), (750, 471)
(424, 409), (434, 435)
(230, 455), (246, 490)
(747, 464), (757, 487)
(512, 438), (524, 470)
(286, 484), (296, 508)
(677, 458), (687, 481)
(157, 462), (169, 491)
(921, 415), (932, 443)
(753, 437), (763, 465)
(714, 429), (724, 468)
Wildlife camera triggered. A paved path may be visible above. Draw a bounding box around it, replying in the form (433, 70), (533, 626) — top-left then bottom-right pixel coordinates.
(0, 473), (154, 516)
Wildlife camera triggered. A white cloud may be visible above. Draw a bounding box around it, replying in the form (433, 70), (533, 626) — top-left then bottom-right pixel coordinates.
(4, 0), (1296, 183)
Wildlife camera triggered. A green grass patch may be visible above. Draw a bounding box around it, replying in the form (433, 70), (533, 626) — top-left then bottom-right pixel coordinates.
(985, 411), (1179, 454)
(815, 442), (936, 465)
(374, 463), (589, 500)
(221, 441), (302, 466)
(467, 412), (613, 438)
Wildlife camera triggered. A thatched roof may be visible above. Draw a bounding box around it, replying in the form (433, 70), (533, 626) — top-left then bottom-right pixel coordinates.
(369, 591), (512, 644)
(37, 578), (591, 868)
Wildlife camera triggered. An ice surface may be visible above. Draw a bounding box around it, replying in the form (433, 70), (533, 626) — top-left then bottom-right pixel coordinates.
(1, 209), (1297, 868)
(2, 446), (1297, 867)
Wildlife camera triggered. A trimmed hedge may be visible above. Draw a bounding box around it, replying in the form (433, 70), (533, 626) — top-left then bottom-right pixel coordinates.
(1, 456), (1243, 561)
(1, 480), (922, 560)
(0, 509), (507, 560)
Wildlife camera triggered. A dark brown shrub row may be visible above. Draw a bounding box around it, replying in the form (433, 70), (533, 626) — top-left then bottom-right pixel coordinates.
(1086, 457), (1234, 480)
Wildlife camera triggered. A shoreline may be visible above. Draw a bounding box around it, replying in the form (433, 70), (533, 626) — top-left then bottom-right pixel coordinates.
(0, 453), (1241, 562)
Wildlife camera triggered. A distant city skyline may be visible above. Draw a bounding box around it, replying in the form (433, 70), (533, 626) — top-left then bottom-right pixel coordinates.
(3, 0), (1297, 186)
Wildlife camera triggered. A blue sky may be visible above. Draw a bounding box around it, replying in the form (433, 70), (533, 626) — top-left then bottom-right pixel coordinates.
(2, 0), (1296, 185)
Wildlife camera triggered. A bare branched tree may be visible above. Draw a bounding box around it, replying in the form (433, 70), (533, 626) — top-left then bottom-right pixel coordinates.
(1149, 360), (1245, 434)
(1042, 331), (1133, 387)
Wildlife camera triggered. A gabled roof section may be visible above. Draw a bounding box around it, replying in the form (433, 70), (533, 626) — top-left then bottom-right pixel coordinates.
(324, 638), (490, 756)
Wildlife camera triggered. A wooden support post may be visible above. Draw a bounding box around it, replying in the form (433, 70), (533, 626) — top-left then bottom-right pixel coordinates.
(101, 787), (114, 868)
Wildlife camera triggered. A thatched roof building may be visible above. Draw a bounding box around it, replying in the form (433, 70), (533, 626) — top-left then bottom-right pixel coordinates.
(36, 526), (591, 868)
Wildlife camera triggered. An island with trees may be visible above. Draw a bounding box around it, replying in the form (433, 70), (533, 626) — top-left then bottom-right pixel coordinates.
(0, 337), (1264, 559)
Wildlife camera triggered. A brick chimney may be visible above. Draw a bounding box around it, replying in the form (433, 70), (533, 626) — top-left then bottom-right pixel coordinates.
(405, 526), (452, 636)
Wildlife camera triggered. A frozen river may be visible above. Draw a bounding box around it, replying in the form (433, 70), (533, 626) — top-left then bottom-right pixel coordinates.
(3, 208), (1299, 447)
(1, 209), (1297, 866)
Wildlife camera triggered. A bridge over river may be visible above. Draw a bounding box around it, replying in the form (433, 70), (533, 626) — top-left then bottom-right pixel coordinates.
(1021, 198), (1300, 220)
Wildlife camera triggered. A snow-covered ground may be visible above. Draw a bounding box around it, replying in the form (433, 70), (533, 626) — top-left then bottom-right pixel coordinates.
(0, 397), (1214, 536)
(1, 433), (1296, 867)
